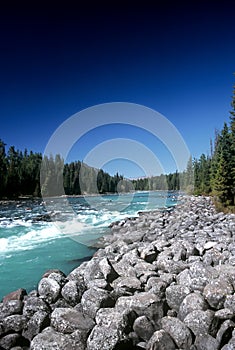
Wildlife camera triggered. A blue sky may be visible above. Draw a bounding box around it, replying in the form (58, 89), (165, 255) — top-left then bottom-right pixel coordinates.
(1, 2), (235, 178)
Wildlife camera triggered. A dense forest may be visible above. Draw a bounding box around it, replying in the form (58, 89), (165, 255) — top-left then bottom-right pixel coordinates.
(0, 79), (234, 209)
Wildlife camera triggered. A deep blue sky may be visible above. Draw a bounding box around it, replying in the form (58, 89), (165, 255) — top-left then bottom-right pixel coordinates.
(1, 2), (235, 177)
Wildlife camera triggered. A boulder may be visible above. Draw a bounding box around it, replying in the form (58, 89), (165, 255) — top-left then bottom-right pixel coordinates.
(111, 276), (142, 295)
(0, 300), (23, 320)
(87, 308), (136, 350)
(2, 288), (27, 303)
(23, 310), (50, 340)
(203, 277), (233, 309)
(178, 292), (208, 320)
(2, 314), (27, 333)
(61, 280), (83, 306)
(23, 296), (50, 318)
(165, 284), (191, 312)
(116, 292), (164, 325)
(0, 333), (21, 350)
(146, 329), (176, 350)
(133, 315), (155, 341)
(98, 257), (119, 283)
(30, 327), (81, 350)
(161, 316), (192, 349)
(38, 277), (61, 303)
(81, 287), (115, 318)
(184, 310), (215, 336)
(189, 262), (217, 292)
(51, 307), (94, 334)
(194, 334), (219, 350)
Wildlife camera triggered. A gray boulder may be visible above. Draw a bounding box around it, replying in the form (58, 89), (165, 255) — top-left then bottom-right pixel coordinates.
(224, 294), (235, 312)
(0, 333), (21, 350)
(161, 316), (192, 349)
(133, 315), (155, 341)
(38, 277), (61, 303)
(2, 314), (27, 333)
(146, 329), (176, 350)
(184, 310), (215, 336)
(165, 284), (191, 312)
(98, 257), (119, 283)
(81, 287), (115, 318)
(203, 277), (233, 309)
(23, 310), (50, 340)
(83, 258), (104, 284)
(216, 320), (235, 346)
(178, 292), (208, 320)
(111, 276), (142, 295)
(61, 280), (83, 306)
(214, 308), (235, 319)
(51, 307), (94, 334)
(189, 262), (217, 292)
(87, 308), (136, 350)
(116, 292), (164, 325)
(30, 326), (81, 350)
(0, 300), (23, 320)
(194, 334), (219, 350)
(23, 296), (50, 318)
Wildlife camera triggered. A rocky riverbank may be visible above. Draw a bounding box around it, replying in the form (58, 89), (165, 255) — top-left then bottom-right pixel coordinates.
(0, 196), (235, 349)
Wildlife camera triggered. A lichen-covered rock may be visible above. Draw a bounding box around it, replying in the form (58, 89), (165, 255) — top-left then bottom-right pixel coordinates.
(30, 327), (81, 350)
(0, 333), (21, 350)
(145, 277), (167, 298)
(51, 307), (94, 334)
(224, 294), (235, 312)
(0, 300), (23, 320)
(23, 310), (50, 340)
(23, 296), (50, 318)
(178, 292), (208, 320)
(2, 314), (27, 333)
(184, 310), (215, 336)
(203, 277), (233, 309)
(116, 292), (164, 325)
(87, 308), (136, 350)
(161, 316), (192, 349)
(44, 270), (67, 286)
(165, 284), (191, 312)
(81, 287), (115, 318)
(194, 334), (219, 350)
(216, 320), (235, 346)
(133, 315), (155, 341)
(83, 258), (104, 284)
(214, 308), (235, 319)
(111, 276), (142, 296)
(61, 280), (83, 306)
(138, 244), (158, 263)
(189, 262), (217, 292)
(38, 277), (61, 303)
(98, 257), (119, 283)
(146, 329), (176, 350)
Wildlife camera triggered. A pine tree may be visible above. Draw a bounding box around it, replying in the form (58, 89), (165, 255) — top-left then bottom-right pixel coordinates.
(229, 76), (235, 204)
(0, 140), (7, 197)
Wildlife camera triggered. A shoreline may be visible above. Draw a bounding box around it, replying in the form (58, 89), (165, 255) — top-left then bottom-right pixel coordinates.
(1, 195), (235, 349)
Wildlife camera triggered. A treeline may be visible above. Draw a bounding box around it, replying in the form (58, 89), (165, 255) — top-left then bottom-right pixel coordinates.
(41, 156), (132, 197)
(1, 78), (234, 204)
(0, 144), (131, 198)
(0, 142), (42, 198)
(133, 78), (235, 208)
(187, 80), (235, 207)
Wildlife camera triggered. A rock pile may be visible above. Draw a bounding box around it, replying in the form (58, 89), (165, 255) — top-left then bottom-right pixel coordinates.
(0, 196), (235, 349)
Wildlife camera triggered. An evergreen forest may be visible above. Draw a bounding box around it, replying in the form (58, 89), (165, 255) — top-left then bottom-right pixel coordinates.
(0, 79), (234, 210)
